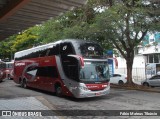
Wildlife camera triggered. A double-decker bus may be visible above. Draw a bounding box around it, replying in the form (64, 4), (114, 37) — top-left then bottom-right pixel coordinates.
(5, 61), (14, 80)
(0, 61), (14, 81)
(14, 39), (110, 98)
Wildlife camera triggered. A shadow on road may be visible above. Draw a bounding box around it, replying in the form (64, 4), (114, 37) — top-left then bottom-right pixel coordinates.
(15, 84), (122, 102)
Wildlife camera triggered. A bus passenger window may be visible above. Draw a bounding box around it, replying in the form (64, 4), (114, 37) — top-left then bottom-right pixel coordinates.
(49, 44), (60, 56)
(46, 50), (50, 56)
(60, 43), (75, 55)
(39, 49), (48, 57)
(36, 66), (58, 78)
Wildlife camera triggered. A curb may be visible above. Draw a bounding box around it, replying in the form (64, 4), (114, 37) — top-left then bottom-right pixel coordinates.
(35, 96), (65, 119)
(111, 85), (160, 93)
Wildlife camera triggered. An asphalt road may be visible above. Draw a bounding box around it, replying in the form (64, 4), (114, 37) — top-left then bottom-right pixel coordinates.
(0, 79), (160, 119)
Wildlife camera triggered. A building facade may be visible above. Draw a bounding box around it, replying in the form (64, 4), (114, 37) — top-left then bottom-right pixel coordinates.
(114, 32), (160, 80)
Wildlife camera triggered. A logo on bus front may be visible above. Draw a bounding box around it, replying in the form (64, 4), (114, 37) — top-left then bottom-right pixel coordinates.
(15, 63), (25, 66)
(63, 45), (67, 50)
(88, 46), (95, 51)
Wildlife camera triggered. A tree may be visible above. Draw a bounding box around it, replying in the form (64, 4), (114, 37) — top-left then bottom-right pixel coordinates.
(93, 0), (160, 85)
(11, 27), (41, 52)
(0, 26), (41, 60)
(0, 34), (17, 60)
(0, 0), (159, 84)
(39, 3), (97, 43)
(39, 1), (160, 87)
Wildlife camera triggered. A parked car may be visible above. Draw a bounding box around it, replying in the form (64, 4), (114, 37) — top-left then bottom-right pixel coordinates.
(157, 71), (160, 75)
(141, 75), (160, 87)
(110, 74), (127, 85)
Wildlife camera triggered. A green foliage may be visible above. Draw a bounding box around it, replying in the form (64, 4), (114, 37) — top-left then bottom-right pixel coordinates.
(12, 27), (41, 52)
(93, 0), (159, 59)
(0, 0), (159, 65)
(40, 19), (64, 43)
(90, 0), (159, 84)
(0, 26), (41, 60)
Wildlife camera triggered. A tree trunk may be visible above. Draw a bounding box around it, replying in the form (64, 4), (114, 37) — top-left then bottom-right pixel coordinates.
(126, 60), (133, 85)
(126, 50), (134, 85)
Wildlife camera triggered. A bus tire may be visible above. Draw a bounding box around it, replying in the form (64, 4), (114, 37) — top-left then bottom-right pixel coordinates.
(21, 79), (27, 88)
(55, 85), (62, 97)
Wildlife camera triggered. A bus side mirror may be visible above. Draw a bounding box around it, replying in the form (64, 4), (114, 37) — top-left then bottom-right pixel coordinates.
(68, 57), (80, 81)
(61, 55), (80, 81)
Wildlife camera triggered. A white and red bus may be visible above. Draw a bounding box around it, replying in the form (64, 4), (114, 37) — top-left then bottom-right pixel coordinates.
(5, 61), (14, 80)
(14, 39), (110, 98)
(0, 61), (14, 81)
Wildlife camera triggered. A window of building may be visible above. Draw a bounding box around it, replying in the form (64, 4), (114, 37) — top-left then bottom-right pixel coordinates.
(155, 33), (160, 41)
(150, 39), (155, 42)
(154, 54), (159, 63)
(149, 54), (153, 63)
(134, 47), (139, 55)
(147, 54), (160, 63)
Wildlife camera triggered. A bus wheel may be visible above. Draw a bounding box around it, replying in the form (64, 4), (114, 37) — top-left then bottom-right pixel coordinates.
(21, 79), (27, 88)
(55, 85), (62, 97)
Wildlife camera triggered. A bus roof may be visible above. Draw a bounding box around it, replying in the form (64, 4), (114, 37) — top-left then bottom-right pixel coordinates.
(14, 39), (98, 59)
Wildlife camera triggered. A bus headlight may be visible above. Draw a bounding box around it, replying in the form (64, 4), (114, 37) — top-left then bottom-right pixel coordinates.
(69, 86), (89, 91)
(79, 86), (88, 91)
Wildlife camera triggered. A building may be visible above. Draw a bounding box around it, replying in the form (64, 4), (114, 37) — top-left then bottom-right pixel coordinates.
(114, 32), (160, 81)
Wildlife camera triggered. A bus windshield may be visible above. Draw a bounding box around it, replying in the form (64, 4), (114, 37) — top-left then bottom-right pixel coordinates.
(79, 61), (109, 82)
(79, 42), (103, 58)
(6, 62), (14, 68)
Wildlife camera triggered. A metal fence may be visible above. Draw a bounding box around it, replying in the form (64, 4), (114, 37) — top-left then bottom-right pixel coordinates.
(114, 68), (147, 83)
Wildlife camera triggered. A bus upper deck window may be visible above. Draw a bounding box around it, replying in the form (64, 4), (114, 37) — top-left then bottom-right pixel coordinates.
(79, 43), (103, 58)
(49, 44), (60, 56)
(60, 43), (75, 55)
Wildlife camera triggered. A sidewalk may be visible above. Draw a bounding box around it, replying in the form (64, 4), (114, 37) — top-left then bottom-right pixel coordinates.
(0, 96), (59, 119)
(132, 79), (142, 85)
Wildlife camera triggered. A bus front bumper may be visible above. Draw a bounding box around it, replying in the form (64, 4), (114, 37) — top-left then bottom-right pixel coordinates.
(71, 85), (110, 98)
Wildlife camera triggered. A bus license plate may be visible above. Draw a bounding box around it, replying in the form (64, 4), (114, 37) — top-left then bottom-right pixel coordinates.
(95, 92), (101, 96)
